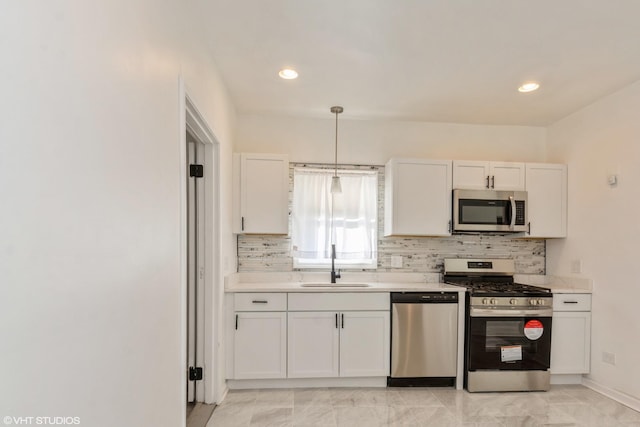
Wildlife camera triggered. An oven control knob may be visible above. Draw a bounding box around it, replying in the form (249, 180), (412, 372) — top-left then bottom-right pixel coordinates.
(482, 298), (489, 305)
(537, 299), (545, 306)
(510, 299), (517, 305)
(530, 299), (538, 305)
(490, 298), (498, 305)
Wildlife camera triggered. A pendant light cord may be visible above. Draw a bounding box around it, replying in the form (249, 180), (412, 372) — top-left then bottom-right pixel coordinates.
(334, 110), (338, 177)
(330, 106), (343, 177)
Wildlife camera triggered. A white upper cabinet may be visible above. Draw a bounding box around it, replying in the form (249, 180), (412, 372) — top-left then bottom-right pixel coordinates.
(524, 163), (567, 238)
(453, 160), (525, 191)
(384, 158), (452, 237)
(233, 153), (289, 234)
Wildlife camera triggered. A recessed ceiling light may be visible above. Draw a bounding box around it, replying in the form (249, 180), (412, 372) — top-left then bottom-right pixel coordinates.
(278, 68), (298, 80)
(518, 82), (540, 93)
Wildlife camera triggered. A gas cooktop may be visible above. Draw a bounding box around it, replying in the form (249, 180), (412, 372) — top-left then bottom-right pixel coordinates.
(443, 258), (551, 297)
(444, 280), (551, 297)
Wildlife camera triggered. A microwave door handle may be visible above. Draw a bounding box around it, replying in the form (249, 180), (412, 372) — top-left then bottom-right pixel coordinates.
(509, 196), (516, 229)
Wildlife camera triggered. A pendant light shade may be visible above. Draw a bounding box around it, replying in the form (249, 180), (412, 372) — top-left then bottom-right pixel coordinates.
(330, 106), (343, 194)
(330, 175), (342, 193)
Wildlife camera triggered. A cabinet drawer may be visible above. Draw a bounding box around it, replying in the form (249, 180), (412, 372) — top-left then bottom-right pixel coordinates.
(234, 293), (287, 311)
(288, 292), (389, 311)
(553, 293), (591, 311)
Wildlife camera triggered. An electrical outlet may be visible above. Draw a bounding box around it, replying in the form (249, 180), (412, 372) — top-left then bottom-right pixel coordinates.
(391, 255), (403, 268)
(571, 259), (582, 274)
(602, 352), (616, 365)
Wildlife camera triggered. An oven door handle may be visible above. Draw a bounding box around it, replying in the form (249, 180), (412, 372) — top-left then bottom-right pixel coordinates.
(470, 307), (553, 317)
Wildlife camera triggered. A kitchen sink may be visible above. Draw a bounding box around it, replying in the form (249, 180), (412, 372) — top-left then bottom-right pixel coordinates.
(300, 283), (371, 288)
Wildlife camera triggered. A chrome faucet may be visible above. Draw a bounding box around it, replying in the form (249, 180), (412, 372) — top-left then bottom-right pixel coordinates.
(330, 243), (341, 283)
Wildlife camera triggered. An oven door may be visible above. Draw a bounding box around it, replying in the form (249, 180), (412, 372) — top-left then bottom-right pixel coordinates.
(467, 315), (551, 371)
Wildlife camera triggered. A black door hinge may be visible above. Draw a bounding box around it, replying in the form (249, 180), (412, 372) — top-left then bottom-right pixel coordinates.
(190, 164), (204, 178)
(189, 366), (203, 381)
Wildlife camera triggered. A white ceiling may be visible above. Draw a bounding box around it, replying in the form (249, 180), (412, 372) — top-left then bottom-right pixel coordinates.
(197, 0), (640, 126)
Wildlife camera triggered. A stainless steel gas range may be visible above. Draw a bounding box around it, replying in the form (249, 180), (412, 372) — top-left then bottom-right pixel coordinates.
(444, 258), (553, 392)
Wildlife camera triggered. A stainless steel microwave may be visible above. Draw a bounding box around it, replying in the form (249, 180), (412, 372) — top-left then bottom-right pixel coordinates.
(452, 189), (528, 232)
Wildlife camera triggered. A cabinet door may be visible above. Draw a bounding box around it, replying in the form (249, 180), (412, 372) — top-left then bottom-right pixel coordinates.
(339, 311), (390, 377)
(490, 162), (525, 191)
(452, 160), (490, 190)
(288, 312), (339, 378)
(550, 311), (591, 374)
(384, 158), (452, 236)
(235, 153), (289, 234)
(234, 312), (287, 379)
(525, 163), (567, 238)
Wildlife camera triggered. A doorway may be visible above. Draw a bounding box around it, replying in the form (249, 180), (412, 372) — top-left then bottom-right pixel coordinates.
(186, 131), (205, 403)
(180, 86), (222, 427)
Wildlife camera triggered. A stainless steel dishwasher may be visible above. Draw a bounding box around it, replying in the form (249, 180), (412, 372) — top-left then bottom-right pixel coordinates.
(388, 292), (458, 387)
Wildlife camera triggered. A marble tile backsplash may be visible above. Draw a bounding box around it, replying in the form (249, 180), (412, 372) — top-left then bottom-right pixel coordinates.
(237, 163), (545, 275)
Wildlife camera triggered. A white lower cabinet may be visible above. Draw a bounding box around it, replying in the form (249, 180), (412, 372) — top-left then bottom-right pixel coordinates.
(550, 293), (592, 374)
(232, 293), (288, 379)
(229, 292), (391, 381)
(287, 310), (390, 378)
(339, 311), (391, 377)
(287, 312), (340, 378)
(287, 292), (390, 379)
(234, 311), (287, 379)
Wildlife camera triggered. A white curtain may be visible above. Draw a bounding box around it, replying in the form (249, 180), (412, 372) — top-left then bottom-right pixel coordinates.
(292, 168), (378, 264)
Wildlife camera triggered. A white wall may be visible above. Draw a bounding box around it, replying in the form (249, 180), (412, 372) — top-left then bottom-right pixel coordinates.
(237, 114), (547, 164)
(0, 2), (235, 426)
(547, 80), (640, 402)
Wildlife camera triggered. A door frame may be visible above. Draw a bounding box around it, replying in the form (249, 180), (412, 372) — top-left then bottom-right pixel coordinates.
(179, 78), (221, 412)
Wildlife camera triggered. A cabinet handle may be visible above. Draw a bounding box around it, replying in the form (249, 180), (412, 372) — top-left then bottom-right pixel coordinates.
(252, 300), (268, 304)
(527, 222), (531, 235)
(341, 313), (344, 329)
(335, 313), (338, 329)
(448, 220), (452, 233)
(241, 217), (245, 231)
(491, 175), (495, 188)
(235, 314), (238, 330)
(563, 301), (579, 304)
(486, 175), (490, 188)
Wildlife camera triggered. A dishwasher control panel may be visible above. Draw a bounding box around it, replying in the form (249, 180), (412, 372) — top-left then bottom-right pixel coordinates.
(391, 292), (459, 303)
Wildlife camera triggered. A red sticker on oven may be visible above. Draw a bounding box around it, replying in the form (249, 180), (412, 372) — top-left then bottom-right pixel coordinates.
(524, 320), (544, 340)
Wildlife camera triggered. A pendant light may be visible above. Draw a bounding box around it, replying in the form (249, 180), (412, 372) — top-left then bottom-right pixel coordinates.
(330, 106), (343, 193)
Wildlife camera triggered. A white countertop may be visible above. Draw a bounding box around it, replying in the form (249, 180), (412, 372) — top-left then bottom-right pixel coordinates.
(515, 274), (593, 294)
(226, 281), (463, 293)
(226, 272), (593, 294)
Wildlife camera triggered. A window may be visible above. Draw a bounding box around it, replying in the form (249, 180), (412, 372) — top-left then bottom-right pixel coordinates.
(291, 167), (378, 268)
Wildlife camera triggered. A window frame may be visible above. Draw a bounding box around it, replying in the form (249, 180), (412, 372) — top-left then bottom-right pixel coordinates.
(291, 166), (379, 270)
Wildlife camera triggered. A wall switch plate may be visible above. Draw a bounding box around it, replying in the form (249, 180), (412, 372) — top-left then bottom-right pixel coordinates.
(391, 255), (403, 268)
(571, 259), (582, 274)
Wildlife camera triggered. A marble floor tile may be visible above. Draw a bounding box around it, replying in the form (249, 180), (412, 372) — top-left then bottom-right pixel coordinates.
(207, 402), (252, 427)
(255, 389), (295, 408)
(294, 389), (334, 407)
(207, 385), (640, 427)
(250, 407), (293, 426)
(408, 406), (459, 427)
(292, 405), (336, 427)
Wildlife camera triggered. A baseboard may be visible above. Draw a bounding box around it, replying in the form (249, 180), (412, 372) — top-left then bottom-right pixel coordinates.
(227, 377), (387, 390)
(216, 386), (229, 405)
(550, 374), (583, 385)
(583, 378), (640, 413)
